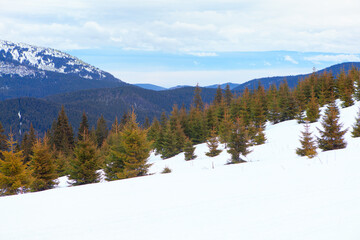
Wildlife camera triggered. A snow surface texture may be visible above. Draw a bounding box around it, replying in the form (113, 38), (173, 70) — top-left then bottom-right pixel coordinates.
(1, 101), (360, 240)
(0, 40), (107, 80)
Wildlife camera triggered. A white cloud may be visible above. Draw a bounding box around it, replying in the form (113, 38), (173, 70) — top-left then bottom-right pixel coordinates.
(284, 55), (298, 64)
(304, 54), (360, 63)
(188, 52), (218, 57)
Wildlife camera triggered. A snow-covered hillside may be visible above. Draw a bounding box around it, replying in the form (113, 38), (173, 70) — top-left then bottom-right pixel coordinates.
(1, 101), (360, 240)
(0, 40), (117, 81)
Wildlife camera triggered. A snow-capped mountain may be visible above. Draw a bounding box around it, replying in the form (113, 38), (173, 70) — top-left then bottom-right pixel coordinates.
(0, 40), (125, 100)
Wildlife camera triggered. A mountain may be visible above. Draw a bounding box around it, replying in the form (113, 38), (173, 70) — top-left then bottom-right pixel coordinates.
(0, 40), (125, 100)
(1, 101), (360, 239)
(134, 83), (167, 91)
(204, 82), (240, 90)
(0, 85), (217, 138)
(232, 62), (360, 91)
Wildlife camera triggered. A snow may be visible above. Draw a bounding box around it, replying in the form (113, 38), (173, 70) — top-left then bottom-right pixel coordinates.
(1, 101), (360, 239)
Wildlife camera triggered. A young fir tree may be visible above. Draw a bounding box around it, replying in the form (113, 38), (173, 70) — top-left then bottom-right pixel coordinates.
(306, 87), (320, 123)
(0, 134), (33, 196)
(30, 137), (58, 191)
(193, 84), (204, 111)
(205, 128), (222, 157)
(213, 85), (223, 105)
(54, 151), (71, 177)
(161, 121), (178, 159)
(351, 108), (360, 138)
(296, 123), (317, 158)
(115, 111), (152, 179)
(227, 118), (251, 163)
(0, 122), (7, 159)
(95, 115), (108, 148)
(50, 106), (74, 155)
(218, 110), (232, 148)
(78, 111), (89, 141)
(224, 84), (233, 106)
(317, 101), (347, 151)
(21, 123), (37, 165)
(104, 131), (124, 181)
(253, 126), (266, 145)
(68, 134), (101, 185)
(184, 137), (196, 161)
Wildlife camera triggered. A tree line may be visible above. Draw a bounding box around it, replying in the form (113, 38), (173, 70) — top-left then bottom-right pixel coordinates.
(1, 66), (360, 196)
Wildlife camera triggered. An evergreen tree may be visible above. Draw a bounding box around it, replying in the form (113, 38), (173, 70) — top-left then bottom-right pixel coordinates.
(218, 110), (232, 148)
(147, 117), (160, 144)
(351, 108), (360, 138)
(253, 126), (266, 145)
(227, 118), (251, 163)
(69, 135), (101, 185)
(184, 137), (196, 161)
(224, 84), (233, 106)
(161, 121), (177, 159)
(306, 87), (320, 123)
(30, 137), (58, 191)
(51, 106), (74, 155)
(115, 111), (152, 179)
(95, 115), (108, 148)
(0, 122), (7, 159)
(213, 85), (223, 105)
(78, 111), (89, 141)
(0, 134), (33, 196)
(193, 84), (204, 110)
(296, 123), (317, 158)
(104, 131), (124, 181)
(54, 151), (71, 177)
(317, 102), (347, 151)
(205, 128), (222, 157)
(111, 117), (120, 135)
(21, 123), (36, 165)
(143, 116), (151, 129)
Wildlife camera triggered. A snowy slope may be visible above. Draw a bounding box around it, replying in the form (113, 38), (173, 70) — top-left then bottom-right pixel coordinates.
(1, 101), (360, 240)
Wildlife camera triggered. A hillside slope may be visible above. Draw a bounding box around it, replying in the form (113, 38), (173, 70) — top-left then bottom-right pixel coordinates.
(1, 100), (360, 240)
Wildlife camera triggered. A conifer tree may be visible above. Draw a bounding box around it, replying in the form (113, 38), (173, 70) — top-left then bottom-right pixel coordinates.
(161, 122), (177, 159)
(205, 128), (222, 157)
(227, 118), (251, 163)
(351, 108), (360, 138)
(143, 116), (151, 129)
(69, 134), (101, 185)
(95, 115), (108, 148)
(55, 151), (71, 177)
(296, 123), (317, 158)
(218, 110), (232, 148)
(111, 117), (120, 135)
(115, 111), (152, 179)
(147, 117), (160, 144)
(78, 111), (89, 141)
(30, 137), (58, 191)
(184, 137), (196, 161)
(253, 126), (266, 145)
(224, 84), (233, 106)
(193, 84), (204, 110)
(51, 106), (74, 155)
(0, 134), (33, 195)
(213, 85), (223, 105)
(0, 122), (7, 159)
(306, 88), (320, 123)
(21, 123), (36, 164)
(317, 101), (347, 151)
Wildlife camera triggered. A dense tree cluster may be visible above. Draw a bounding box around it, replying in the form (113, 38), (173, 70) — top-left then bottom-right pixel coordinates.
(0, 66), (360, 196)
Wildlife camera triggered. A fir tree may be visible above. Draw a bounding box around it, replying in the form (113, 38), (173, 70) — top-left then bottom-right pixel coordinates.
(193, 84), (204, 110)
(0, 122), (7, 159)
(306, 87), (320, 123)
(296, 123), (317, 158)
(0, 134), (33, 195)
(51, 106), (74, 155)
(205, 128), (222, 157)
(143, 116), (151, 129)
(78, 111), (89, 141)
(351, 108), (360, 138)
(54, 151), (71, 177)
(227, 118), (251, 163)
(69, 135), (101, 185)
(253, 127), (266, 145)
(104, 131), (124, 181)
(115, 111), (152, 179)
(224, 84), (233, 106)
(184, 137), (196, 161)
(213, 85), (223, 105)
(21, 123), (36, 165)
(30, 137), (58, 191)
(317, 102), (347, 151)
(218, 110), (232, 148)
(95, 115), (108, 148)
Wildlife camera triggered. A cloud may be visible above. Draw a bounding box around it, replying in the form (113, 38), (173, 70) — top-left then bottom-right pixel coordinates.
(304, 54), (360, 63)
(284, 55), (298, 64)
(188, 52), (218, 57)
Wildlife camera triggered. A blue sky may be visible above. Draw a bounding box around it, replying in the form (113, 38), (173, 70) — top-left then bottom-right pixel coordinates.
(2, 0), (360, 87)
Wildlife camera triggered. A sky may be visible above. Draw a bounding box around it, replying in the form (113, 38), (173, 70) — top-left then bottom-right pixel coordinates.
(1, 0), (360, 87)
